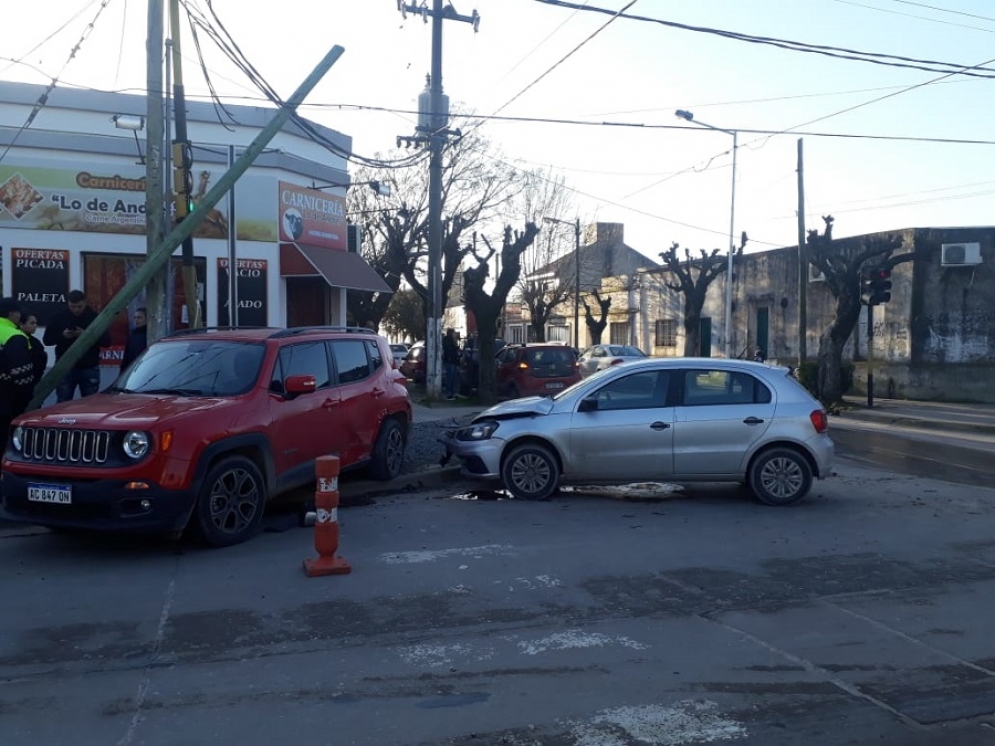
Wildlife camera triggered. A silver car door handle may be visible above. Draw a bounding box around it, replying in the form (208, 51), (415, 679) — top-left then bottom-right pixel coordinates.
(743, 417), (764, 425)
(650, 421), (671, 430)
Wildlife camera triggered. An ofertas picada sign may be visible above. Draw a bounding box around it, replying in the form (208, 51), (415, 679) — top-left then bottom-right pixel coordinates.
(11, 248), (70, 325)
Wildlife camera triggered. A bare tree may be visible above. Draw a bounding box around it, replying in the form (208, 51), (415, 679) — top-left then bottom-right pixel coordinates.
(806, 215), (914, 405)
(346, 164), (426, 328)
(463, 224), (541, 403)
(658, 233), (747, 356)
(515, 170), (576, 342)
(345, 126), (523, 328)
(582, 288), (611, 345)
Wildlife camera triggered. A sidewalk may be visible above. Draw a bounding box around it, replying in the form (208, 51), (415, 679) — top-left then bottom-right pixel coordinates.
(411, 398), (483, 423)
(838, 396), (995, 437)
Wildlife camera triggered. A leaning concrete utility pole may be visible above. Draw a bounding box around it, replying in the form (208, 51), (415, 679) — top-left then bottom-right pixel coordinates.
(145, 0), (169, 344)
(398, 0), (479, 399)
(27, 45), (347, 409)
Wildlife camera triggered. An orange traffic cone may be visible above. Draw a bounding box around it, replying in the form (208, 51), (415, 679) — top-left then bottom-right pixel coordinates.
(303, 455), (352, 577)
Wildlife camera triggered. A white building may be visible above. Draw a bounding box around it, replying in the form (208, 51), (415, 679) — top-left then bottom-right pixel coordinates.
(0, 81), (387, 383)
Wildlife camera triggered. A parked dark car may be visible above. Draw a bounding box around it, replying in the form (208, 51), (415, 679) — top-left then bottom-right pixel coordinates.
(495, 343), (581, 399)
(459, 337), (506, 395)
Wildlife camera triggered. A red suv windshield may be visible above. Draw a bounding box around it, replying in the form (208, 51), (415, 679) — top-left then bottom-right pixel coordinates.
(112, 339), (265, 397)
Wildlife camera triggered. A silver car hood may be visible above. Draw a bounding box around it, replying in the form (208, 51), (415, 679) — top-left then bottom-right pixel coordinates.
(473, 396), (556, 422)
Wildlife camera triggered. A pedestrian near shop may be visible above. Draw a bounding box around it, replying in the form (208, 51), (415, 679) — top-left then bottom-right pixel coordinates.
(442, 328), (460, 400)
(120, 307), (148, 371)
(18, 311), (48, 387)
(0, 298), (35, 449)
(43, 289), (112, 402)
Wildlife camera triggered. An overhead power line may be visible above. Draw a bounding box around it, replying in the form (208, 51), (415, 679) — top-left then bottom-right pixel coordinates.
(0, 0), (103, 76)
(491, 0), (639, 118)
(0, 0), (117, 165)
(178, 0), (429, 172)
(532, 0), (995, 78)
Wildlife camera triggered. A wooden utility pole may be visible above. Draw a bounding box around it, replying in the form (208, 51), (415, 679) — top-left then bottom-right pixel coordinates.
(169, 0), (201, 328)
(796, 138), (807, 365)
(146, 0), (168, 344)
(28, 45), (347, 409)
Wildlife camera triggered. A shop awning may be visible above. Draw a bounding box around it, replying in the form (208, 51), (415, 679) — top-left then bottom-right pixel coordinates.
(280, 242), (391, 293)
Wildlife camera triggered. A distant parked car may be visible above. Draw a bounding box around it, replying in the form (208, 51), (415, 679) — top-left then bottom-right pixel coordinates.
(390, 343), (409, 367)
(495, 343), (581, 399)
(400, 341), (426, 383)
(578, 344), (647, 377)
(459, 337), (507, 395)
(440, 358), (834, 504)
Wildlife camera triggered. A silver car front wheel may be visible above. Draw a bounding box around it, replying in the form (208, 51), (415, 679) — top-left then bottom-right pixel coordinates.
(748, 447), (813, 506)
(501, 443), (559, 501)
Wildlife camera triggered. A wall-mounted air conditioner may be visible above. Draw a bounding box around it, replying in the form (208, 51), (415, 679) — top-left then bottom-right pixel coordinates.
(808, 263), (826, 282)
(941, 242), (982, 267)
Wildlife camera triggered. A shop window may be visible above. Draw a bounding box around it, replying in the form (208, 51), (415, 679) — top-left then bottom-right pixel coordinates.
(82, 253), (206, 364)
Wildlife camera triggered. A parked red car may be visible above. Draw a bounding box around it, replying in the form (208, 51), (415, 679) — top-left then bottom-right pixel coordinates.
(1, 326), (411, 546)
(495, 343), (581, 399)
(399, 341), (426, 383)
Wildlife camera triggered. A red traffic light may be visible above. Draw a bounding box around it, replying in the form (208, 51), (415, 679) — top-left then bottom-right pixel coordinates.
(869, 268), (891, 280)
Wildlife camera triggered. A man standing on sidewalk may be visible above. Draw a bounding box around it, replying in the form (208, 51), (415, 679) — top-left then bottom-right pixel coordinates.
(442, 328), (460, 400)
(43, 290), (112, 402)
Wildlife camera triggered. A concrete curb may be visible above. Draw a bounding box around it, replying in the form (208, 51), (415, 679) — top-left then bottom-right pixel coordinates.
(338, 464), (466, 503)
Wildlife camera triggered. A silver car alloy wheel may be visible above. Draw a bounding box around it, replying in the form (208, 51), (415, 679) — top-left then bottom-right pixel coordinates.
(510, 452), (552, 494)
(758, 455), (805, 500)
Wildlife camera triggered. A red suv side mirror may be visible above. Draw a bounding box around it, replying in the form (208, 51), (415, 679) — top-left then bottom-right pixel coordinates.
(285, 374), (317, 396)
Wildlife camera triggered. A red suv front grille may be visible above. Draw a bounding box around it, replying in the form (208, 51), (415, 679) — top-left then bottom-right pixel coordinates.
(20, 428), (112, 464)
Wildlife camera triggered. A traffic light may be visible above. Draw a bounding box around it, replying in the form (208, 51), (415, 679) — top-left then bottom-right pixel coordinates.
(866, 267), (892, 305)
(172, 141), (194, 220)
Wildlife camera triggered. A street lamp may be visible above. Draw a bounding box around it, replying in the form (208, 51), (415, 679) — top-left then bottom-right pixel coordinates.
(542, 216), (581, 349)
(675, 109), (738, 358)
(111, 114), (146, 164)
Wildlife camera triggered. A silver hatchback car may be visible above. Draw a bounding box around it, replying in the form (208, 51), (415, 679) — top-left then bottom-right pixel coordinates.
(440, 358), (834, 505)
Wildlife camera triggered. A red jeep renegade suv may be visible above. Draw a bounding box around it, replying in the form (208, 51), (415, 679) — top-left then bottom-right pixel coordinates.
(1, 326), (411, 546)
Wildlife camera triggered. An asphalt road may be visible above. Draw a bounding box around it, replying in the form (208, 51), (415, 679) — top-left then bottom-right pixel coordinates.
(832, 419), (995, 488)
(4, 451), (995, 745)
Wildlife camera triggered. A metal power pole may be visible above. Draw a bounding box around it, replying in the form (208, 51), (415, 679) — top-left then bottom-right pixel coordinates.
(227, 144), (238, 326)
(573, 218), (581, 350)
(399, 1), (478, 399)
(797, 138), (807, 365)
(866, 302), (875, 408)
(145, 0), (168, 345)
(725, 130), (737, 358)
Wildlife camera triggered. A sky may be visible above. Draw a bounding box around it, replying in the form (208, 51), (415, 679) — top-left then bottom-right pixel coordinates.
(3, 0), (995, 263)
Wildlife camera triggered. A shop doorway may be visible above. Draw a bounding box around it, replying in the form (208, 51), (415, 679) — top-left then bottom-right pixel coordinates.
(286, 277), (328, 327)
